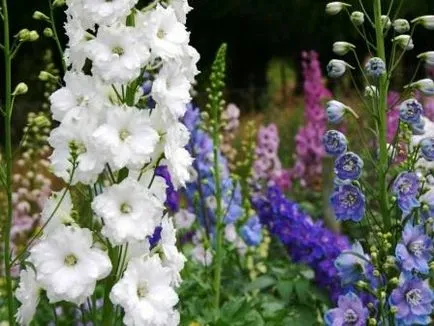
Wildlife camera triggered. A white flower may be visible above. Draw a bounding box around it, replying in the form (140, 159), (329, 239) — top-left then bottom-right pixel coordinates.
(160, 216), (186, 286)
(350, 11), (364, 26)
(152, 62), (191, 119)
(40, 190), (75, 235)
(191, 244), (213, 266)
(93, 105), (159, 169)
(29, 225), (112, 305)
(49, 116), (105, 185)
(393, 35), (414, 50)
(15, 268), (40, 326)
(412, 15), (434, 30)
(170, 0), (192, 24)
(49, 71), (104, 122)
(417, 51), (434, 67)
(92, 177), (164, 245)
(130, 168), (167, 204)
(141, 4), (189, 61)
(393, 19), (410, 33)
(179, 44), (200, 82)
(81, 0), (138, 27)
(163, 122), (193, 188)
(332, 41), (355, 56)
(325, 2), (350, 15)
(224, 224), (237, 243)
(405, 78), (434, 96)
(110, 256), (179, 326)
(86, 25), (150, 84)
(412, 118), (434, 171)
(174, 209), (195, 229)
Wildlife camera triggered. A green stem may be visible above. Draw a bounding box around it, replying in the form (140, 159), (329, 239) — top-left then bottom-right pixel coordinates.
(373, 1), (391, 229)
(48, 0), (66, 73)
(2, 0), (15, 323)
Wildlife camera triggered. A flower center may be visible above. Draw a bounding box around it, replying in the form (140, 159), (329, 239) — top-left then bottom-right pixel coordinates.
(157, 29), (166, 39)
(342, 192), (357, 208)
(120, 202), (132, 214)
(399, 181), (412, 194)
(409, 240), (424, 257)
(64, 254), (78, 266)
(112, 46), (125, 56)
(406, 288), (422, 306)
(343, 308), (358, 323)
(68, 140), (87, 156)
(119, 129), (130, 141)
(76, 95), (89, 107)
(343, 159), (355, 172)
(137, 282), (148, 298)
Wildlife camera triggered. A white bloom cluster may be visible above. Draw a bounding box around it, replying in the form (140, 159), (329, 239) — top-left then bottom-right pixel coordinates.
(15, 0), (197, 325)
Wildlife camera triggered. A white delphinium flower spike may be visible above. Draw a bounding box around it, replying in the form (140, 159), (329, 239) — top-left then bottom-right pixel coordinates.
(29, 225), (112, 305)
(110, 255), (179, 326)
(92, 177), (164, 245)
(171, 0), (192, 24)
(15, 268), (41, 326)
(40, 190), (75, 235)
(93, 105), (159, 170)
(80, 0), (138, 27)
(160, 216), (186, 287)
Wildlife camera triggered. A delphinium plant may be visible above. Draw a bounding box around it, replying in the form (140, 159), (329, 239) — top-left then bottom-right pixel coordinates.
(323, 1), (434, 325)
(1, 0), (199, 325)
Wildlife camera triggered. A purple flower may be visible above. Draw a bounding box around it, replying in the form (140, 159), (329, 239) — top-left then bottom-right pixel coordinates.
(330, 184), (365, 222)
(324, 292), (369, 326)
(396, 223), (432, 274)
(334, 152), (364, 181)
(399, 99), (424, 125)
(411, 118), (426, 135)
(389, 275), (434, 325)
(240, 216), (262, 246)
(392, 172), (421, 216)
(335, 242), (371, 285)
(323, 130), (348, 156)
(420, 137), (434, 161)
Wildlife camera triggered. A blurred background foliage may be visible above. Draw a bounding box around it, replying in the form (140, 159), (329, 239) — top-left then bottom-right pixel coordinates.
(1, 0), (433, 141)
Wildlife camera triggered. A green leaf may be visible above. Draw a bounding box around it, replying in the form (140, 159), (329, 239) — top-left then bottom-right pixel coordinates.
(294, 280), (310, 303)
(244, 275), (276, 292)
(276, 280), (294, 302)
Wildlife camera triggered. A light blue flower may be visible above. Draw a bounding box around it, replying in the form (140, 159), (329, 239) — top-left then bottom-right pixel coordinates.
(326, 100), (347, 123)
(365, 57), (386, 77)
(323, 130), (348, 156)
(420, 137), (434, 161)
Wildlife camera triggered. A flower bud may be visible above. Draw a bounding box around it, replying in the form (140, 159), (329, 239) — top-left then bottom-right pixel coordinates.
(365, 57), (386, 77)
(16, 28), (30, 42)
(53, 0), (66, 7)
(322, 130), (348, 156)
(390, 306), (398, 314)
(417, 51), (434, 67)
(351, 11), (364, 25)
(390, 277), (399, 286)
(405, 78), (434, 96)
(38, 71), (58, 81)
(393, 35), (414, 50)
(33, 11), (50, 21)
(28, 30), (40, 42)
(412, 15), (434, 30)
(381, 15), (391, 29)
(373, 269), (380, 277)
(326, 2), (351, 15)
(43, 27), (54, 38)
(368, 318), (377, 325)
(326, 100), (348, 124)
(364, 85), (378, 97)
(393, 19), (410, 33)
(12, 82), (28, 96)
(327, 59), (354, 78)
(420, 137), (434, 161)
(356, 280), (368, 289)
(333, 42), (355, 56)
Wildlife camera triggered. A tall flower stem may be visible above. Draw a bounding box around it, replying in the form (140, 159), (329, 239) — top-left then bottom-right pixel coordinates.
(48, 0), (66, 73)
(373, 0), (391, 230)
(2, 0), (16, 324)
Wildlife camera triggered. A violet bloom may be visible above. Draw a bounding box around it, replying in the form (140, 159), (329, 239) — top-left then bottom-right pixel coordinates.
(389, 276), (434, 325)
(399, 99), (424, 125)
(334, 152), (364, 181)
(365, 57), (386, 77)
(327, 100), (347, 124)
(335, 242), (371, 285)
(323, 130), (348, 156)
(420, 137), (434, 161)
(396, 223), (432, 274)
(330, 184), (365, 222)
(392, 172), (421, 216)
(324, 292), (369, 326)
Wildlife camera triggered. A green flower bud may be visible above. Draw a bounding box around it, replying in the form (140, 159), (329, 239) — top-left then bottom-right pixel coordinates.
(393, 19), (410, 33)
(390, 306), (398, 314)
(28, 30), (40, 42)
(373, 269), (380, 277)
(381, 15), (391, 29)
(16, 29), (30, 41)
(12, 82), (28, 96)
(333, 41), (355, 56)
(33, 11), (50, 21)
(351, 11), (364, 26)
(52, 0), (66, 7)
(38, 71), (58, 81)
(325, 2), (351, 16)
(368, 318), (377, 326)
(393, 35), (414, 50)
(43, 27), (54, 38)
(417, 51), (434, 67)
(390, 277), (399, 286)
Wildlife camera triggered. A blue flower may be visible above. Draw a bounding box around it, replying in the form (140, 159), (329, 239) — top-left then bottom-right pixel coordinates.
(335, 242), (371, 285)
(330, 184), (365, 222)
(392, 172), (421, 216)
(389, 275), (434, 326)
(396, 223), (432, 274)
(411, 118), (426, 135)
(326, 100), (347, 123)
(323, 130), (348, 156)
(399, 99), (424, 125)
(324, 291), (369, 326)
(334, 152), (364, 181)
(420, 189), (434, 219)
(240, 216), (262, 246)
(420, 137), (434, 161)
(365, 57), (386, 77)
(141, 72), (153, 95)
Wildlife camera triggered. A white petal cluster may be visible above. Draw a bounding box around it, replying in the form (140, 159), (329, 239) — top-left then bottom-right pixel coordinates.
(16, 0), (196, 323)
